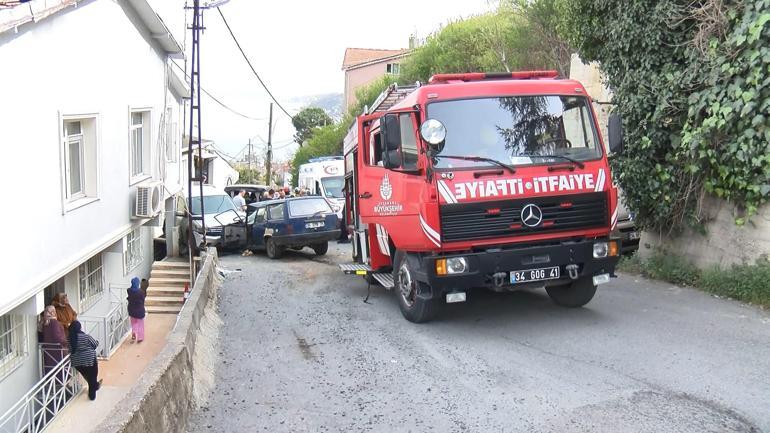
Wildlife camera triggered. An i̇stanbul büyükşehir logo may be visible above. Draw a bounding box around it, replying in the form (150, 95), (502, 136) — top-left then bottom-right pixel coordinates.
(521, 204), (543, 227)
(380, 175), (393, 200)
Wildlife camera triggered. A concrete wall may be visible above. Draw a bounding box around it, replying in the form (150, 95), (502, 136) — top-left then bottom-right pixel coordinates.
(95, 248), (220, 433)
(569, 54), (612, 151)
(641, 196), (770, 268)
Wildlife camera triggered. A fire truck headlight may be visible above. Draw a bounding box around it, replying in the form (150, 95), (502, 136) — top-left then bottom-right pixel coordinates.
(593, 242), (609, 258)
(420, 119), (447, 145)
(446, 257), (468, 274)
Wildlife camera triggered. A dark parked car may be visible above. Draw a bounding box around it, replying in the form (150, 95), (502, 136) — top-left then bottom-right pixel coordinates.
(221, 196), (340, 259)
(225, 184), (270, 204)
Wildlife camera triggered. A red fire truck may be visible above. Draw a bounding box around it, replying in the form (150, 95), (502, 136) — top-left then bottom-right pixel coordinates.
(340, 71), (624, 323)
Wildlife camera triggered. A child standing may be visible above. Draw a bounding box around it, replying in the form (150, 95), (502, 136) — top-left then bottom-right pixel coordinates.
(127, 277), (146, 343)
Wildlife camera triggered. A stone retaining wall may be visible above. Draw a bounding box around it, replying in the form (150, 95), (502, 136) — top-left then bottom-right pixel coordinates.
(95, 249), (220, 433)
(641, 196), (770, 268)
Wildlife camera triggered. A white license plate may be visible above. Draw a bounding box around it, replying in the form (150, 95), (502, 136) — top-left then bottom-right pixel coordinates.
(628, 231), (640, 240)
(510, 266), (560, 284)
(305, 222), (324, 229)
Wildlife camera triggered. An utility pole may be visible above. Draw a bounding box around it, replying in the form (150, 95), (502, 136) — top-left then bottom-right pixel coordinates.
(266, 102), (273, 186)
(186, 0), (205, 285)
(247, 138), (252, 183)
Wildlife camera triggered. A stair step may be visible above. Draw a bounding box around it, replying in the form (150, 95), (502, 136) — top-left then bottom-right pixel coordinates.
(147, 305), (182, 314)
(147, 288), (186, 297)
(145, 296), (185, 306)
(153, 261), (190, 270)
(372, 273), (395, 289)
(151, 269), (189, 276)
(148, 277), (189, 285)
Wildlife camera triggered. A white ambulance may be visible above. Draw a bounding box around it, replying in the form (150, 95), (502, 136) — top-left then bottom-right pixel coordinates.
(297, 156), (345, 218)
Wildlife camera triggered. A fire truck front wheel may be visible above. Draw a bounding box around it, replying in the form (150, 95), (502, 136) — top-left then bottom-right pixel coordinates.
(545, 277), (597, 308)
(393, 251), (438, 323)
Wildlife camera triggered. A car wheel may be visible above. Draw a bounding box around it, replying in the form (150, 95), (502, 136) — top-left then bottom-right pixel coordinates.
(312, 242), (329, 256)
(393, 251), (438, 323)
(265, 237), (283, 259)
(545, 277), (597, 308)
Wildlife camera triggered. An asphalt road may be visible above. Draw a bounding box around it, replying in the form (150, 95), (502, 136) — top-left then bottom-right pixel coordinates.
(187, 243), (770, 433)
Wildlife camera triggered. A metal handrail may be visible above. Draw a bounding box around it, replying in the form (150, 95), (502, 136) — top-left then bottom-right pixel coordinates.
(77, 284), (130, 359)
(0, 347), (82, 433)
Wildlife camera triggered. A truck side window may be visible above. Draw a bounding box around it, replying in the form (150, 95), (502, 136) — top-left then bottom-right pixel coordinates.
(369, 131), (383, 166)
(399, 113), (418, 169)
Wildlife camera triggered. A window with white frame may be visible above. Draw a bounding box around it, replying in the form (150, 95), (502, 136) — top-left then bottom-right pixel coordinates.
(79, 255), (104, 312)
(0, 314), (27, 380)
(165, 107), (178, 162)
(130, 110), (151, 179)
(62, 117), (98, 206)
(124, 227), (143, 274)
(386, 63), (400, 75)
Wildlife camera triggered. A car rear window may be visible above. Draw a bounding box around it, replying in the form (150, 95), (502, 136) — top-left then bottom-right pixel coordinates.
(288, 198), (333, 218)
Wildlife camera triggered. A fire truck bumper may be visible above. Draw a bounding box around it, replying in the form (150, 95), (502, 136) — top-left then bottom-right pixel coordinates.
(422, 238), (620, 296)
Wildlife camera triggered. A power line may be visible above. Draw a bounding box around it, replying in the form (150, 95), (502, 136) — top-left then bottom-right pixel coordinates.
(216, 7), (294, 120)
(170, 60), (263, 121)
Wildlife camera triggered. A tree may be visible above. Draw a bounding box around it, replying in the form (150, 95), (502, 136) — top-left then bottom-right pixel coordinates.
(236, 166), (260, 184)
(289, 78), (396, 184)
(504, 0), (573, 76)
(292, 107), (332, 146)
(399, 11), (550, 83)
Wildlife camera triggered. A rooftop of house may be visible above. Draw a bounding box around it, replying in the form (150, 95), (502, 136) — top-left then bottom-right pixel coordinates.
(341, 47), (410, 70)
(0, 0), (182, 56)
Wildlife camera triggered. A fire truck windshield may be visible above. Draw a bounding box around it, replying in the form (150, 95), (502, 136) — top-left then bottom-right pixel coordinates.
(428, 95), (602, 169)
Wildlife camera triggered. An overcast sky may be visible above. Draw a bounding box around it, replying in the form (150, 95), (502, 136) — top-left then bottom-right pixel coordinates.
(153, 0), (493, 161)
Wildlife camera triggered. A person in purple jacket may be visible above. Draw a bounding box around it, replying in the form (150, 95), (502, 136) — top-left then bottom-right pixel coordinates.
(127, 277), (146, 343)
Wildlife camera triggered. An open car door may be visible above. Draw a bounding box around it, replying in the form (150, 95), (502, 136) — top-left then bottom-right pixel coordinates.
(219, 209), (248, 249)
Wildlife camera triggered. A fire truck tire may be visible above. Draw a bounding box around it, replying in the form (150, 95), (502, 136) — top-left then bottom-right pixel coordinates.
(393, 251), (438, 323)
(265, 237), (284, 259)
(312, 242), (329, 256)
(545, 278), (597, 308)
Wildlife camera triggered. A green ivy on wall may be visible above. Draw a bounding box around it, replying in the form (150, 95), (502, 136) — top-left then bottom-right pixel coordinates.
(568, 0), (770, 232)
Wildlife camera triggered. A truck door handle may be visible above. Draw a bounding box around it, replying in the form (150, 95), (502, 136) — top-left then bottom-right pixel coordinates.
(359, 192), (372, 199)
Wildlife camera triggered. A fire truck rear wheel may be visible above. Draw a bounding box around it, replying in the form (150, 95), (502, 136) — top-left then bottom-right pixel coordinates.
(393, 251), (438, 323)
(545, 278), (597, 308)
(312, 242), (329, 256)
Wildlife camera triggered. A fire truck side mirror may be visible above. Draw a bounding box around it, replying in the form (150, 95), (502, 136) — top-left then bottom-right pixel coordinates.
(381, 113), (402, 152)
(383, 149), (402, 169)
(608, 113), (624, 154)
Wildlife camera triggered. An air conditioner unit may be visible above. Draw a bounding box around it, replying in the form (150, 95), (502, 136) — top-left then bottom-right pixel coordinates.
(134, 182), (164, 218)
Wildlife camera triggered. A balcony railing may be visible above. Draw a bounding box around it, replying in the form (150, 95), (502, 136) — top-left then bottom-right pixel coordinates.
(78, 284), (130, 359)
(0, 345), (82, 433)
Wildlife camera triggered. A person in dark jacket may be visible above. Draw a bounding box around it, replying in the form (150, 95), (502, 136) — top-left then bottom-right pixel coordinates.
(68, 320), (100, 400)
(127, 277), (146, 343)
(41, 305), (68, 374)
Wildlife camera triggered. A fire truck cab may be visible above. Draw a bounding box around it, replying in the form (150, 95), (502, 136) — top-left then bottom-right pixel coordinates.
(341, 71), (623, 323)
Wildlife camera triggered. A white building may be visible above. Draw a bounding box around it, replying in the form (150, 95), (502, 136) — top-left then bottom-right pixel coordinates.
(0, 0), (187, 421)
(182, 138), (240, 191)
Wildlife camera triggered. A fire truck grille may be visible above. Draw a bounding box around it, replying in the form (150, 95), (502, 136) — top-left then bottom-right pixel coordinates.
(439, 192), (608, 243)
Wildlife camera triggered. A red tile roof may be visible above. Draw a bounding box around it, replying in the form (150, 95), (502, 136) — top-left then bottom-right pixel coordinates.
(342, 48), (410, 70)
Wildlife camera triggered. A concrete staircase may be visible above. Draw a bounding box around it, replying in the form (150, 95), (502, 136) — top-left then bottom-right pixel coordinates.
(146, 260), (189, 314)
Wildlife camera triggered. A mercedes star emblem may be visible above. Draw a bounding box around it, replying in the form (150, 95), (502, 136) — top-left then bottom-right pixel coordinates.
(521, 204), (543, 227)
